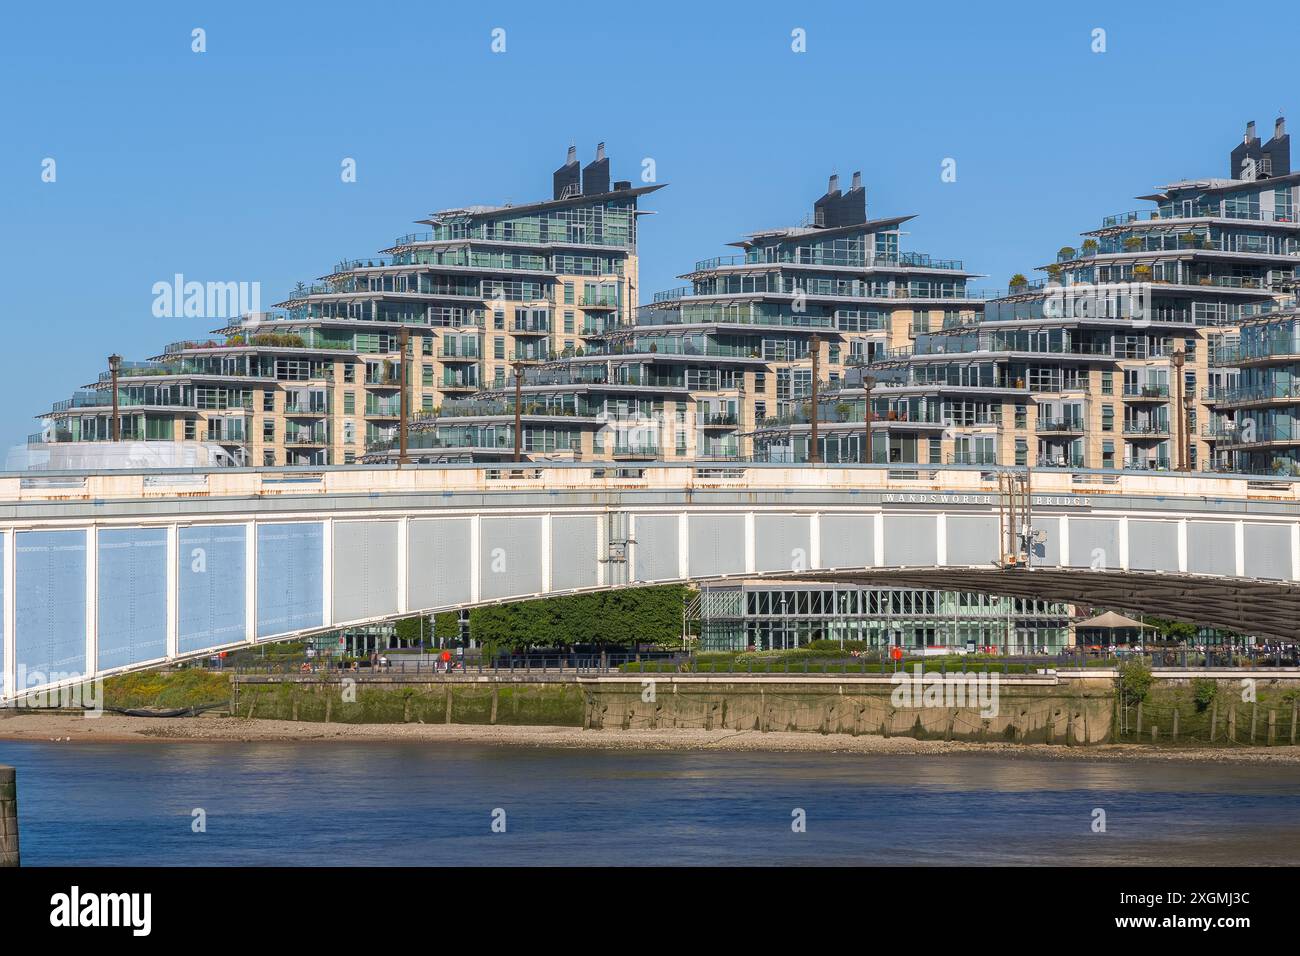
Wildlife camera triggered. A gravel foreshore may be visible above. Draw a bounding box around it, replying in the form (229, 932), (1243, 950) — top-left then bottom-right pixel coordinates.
(2, 711), (1300, 763)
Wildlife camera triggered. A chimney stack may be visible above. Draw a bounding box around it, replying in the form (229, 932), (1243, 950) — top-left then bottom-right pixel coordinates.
(582, 142), (610, 195)
(1246, 120), (1257, 143)
(828, 174), (840, 195)
(1277, 117), (1286, 138)
(851, 170), (862, 190)
(553, 143), (581, 199)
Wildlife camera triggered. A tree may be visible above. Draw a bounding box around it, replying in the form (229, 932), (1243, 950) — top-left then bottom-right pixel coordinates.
(393, 615), (429, 647)
(467, 585), (688, 649)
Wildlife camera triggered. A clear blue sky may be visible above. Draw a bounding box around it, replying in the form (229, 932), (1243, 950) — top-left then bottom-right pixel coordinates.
(2, 0), (1296, 450)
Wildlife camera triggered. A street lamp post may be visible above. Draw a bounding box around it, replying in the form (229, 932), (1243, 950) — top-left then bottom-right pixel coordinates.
(397, 327), (409, 466)
(808, 333), (821, 464)
(108, 354), (122, 442)
(512, 359), (525, 463)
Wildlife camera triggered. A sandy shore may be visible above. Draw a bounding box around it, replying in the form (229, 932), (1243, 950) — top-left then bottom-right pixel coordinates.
(2, 711), (1300, 763)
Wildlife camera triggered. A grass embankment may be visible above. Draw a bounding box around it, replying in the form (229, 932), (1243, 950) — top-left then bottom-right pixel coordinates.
(619, 649), (1057, 675)
(102, 670), (232, 711)
(233, 682), (585, 727)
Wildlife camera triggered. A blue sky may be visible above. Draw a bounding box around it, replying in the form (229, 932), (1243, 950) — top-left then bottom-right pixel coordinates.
(2, 0), (1297, 449)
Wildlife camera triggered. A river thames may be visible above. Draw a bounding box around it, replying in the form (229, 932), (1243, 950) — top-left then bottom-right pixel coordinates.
(4, 741), (1299, 866)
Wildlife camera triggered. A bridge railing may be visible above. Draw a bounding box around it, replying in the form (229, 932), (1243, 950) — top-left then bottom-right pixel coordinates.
(3, 460), (1297, 507)
(217, 646), (1300, 678)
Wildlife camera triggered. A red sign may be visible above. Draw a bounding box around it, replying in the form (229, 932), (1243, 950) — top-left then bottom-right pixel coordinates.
(889, 647), (903, 661)
(441, 651), (451, 662)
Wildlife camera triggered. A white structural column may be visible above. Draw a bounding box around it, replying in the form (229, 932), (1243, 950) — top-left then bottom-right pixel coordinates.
(744, 512), (756, 574)
(3, 531), (15, 701)
(321, 518), (334, 628)
(873, 512), (884, 567)
(540, 513), (553, 594)
(396, 517), (409, 615)
(1177, 520), (1188, 573)
(469, 515), (482, 603)
(1291, 522), (1300, 581)
(596, 513), (608, 588)
(677, 513), (689, 580)
(1234, 521), (1245, 578)
(84, 526), (97, 677)
(1118, 516), (1130, 572)
(1058, 516), (1070, 568)
(165, 525), (179, 659)
(244, 520), (257, 643)
(935, 513), (947, 567)
(809, 513), (821, 570)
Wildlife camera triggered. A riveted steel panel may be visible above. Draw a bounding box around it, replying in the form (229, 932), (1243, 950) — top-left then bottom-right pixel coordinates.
(480, 516), (543, 600)
(1244, 523), (1290, 580)
(408, 518), (472, 610)
(1188, 521), (1235, 577)
(689, 514), (747, 578)
(98, 527), (168, 671)
(16, 530), (87, 680)
(632, 515), (680, 583)
(1128, 520), (1178, 572)
(256, 522), (324, 638)
(333, 520), (399, 624)
(884, 515), (937, 566)
(1067, 518), (1121, 569)
(819, 514), (874, 569)
(551, 515), (600, 592)
(754, 514), (811, 574)
(179, 524), (246, 654)
(946, 516), (999, 566)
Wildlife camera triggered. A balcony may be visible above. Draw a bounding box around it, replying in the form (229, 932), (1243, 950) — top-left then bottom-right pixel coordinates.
(699, 412), (739, 427)
(1121, 384), (1170, 401)
(947, 452), (999, 465)
(581, 293), (620, 310)
(1122, 423), (1171, 437)
(1036, 418), (1085, 434)
(1123, 457), (1172, 471)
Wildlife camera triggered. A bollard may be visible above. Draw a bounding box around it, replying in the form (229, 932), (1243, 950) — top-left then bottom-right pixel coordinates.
(0, 765), (18, 867)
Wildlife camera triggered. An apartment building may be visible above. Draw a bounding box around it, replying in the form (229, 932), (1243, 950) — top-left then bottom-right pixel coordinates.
(755, 120), (1299, 470)
(382, 174), (980, 463)
(35, 144), (660, 466)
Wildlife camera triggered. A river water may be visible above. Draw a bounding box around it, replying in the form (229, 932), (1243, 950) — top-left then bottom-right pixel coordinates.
(3, 741), (1298, 865)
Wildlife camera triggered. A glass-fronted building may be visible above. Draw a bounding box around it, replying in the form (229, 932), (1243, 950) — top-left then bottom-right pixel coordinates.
(698, 582), (1073, 653)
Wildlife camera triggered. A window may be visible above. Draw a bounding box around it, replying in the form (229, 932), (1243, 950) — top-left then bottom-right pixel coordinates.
(493, 310), (505, 330)
(1102, 405), (1114, 432)
(1101, 371), (1113, 395)
(262, 450), (275, 467)
(1014, 405), (1027, 429)
(422, 395), (434, 413)
(343, 391), (355, 414)
(421, 337), (432, 356)
(262, 419), (275, 442)
(494, 337), (505, 360)
(422, 365), (434, 387)
(184, 420), (196, 440)
(262, 391), (275, 412)
(343, 364), (356, 384)
(564, 282), (574, 305)
(564, 310), (575, 334)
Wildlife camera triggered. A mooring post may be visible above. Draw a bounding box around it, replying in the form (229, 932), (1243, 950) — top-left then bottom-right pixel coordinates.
(0, 765), (18, 867)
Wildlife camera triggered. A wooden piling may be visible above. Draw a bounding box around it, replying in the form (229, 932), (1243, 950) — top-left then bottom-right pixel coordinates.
(0, 765), (18, 867)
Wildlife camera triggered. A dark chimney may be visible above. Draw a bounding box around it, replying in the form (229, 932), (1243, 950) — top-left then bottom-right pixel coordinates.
(813, 171), (866, 228)
(553, 144), (580, 200)
(1263, 116), (1291, 178)
(813, 173), (842, 227)
(837, 170), (866, 225)
(582, 142), (610, 195)
(1231, 120), (1265, 179)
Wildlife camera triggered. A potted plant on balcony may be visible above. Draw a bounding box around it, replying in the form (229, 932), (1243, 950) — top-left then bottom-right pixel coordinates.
(1081, 239), (1098, 254)
(1058, 246), (1076, 261)
(1133, 265), (1153, 281)
(1123, 236), (1143, 251)
(1046, 264), (1062, 280)
(1008, 273), (1029, 292)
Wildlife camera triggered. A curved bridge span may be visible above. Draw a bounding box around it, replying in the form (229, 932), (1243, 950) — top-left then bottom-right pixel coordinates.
(2, 463), (1299, 700)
